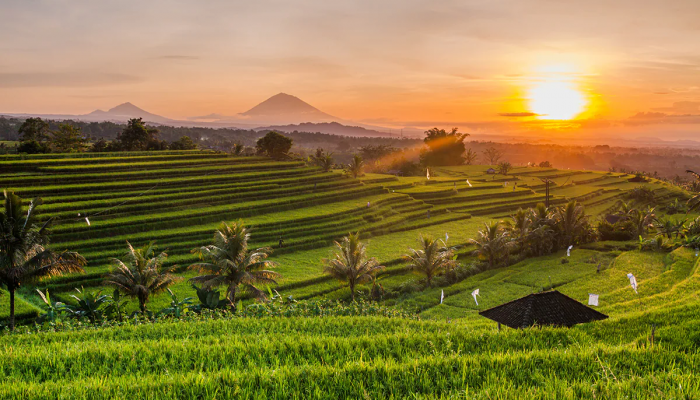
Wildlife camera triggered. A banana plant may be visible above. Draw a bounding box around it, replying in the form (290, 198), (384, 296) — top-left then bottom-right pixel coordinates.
(159, 289), (195, 318)
(60, 287), (110, 323)
(105, 289), (128, 322)
(191, 284), (228, 311)
(35, 289), (65, 324)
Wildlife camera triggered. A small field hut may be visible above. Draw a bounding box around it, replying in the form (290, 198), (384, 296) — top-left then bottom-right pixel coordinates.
(478, 290), (608, 329)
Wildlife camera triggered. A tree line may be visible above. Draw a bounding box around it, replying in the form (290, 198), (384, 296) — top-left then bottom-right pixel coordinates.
(16, 117), (199, 153)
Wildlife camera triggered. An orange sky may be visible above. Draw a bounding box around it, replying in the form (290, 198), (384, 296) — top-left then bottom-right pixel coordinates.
(1, 0), (699, 137)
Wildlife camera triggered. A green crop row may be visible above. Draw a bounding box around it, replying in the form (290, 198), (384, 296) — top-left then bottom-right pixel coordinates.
(0, 161), (306, 186)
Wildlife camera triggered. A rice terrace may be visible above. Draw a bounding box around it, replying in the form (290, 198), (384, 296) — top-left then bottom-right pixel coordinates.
(1, 144), (699, 399)
(2, 1), (700, 398)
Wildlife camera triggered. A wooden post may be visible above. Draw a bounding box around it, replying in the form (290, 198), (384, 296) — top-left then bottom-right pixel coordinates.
(498, 322), (501, 332)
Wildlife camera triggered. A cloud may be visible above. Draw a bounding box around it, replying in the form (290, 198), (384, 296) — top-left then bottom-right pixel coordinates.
(652, 101), (700, 114)
(0, 72), (143, 88)
(625, 111), (700, 126)
(498, 112), (540, 117)
(157, 55), (199, 60)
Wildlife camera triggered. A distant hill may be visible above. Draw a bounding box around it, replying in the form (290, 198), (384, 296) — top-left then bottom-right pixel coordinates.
(86, 102), (172, 124)
(257, 122), (402, 138)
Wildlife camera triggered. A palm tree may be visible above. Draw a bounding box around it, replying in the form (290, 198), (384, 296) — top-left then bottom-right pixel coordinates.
(345, 155), (364, 178)
(323, 232), (384, 301)
(615, 201), (637, 221)
(404, 235), (457, 288)
(105, 241), (178, 313)
(231, 143), (244, 156)
(655, 218), (675, 239)
(686, 170), (700, 211)
(469, 221), (511, 269)
(510, 208), (533, 240)
(553, 200), (591, 247)
(630, 206), (657, 238)
(531, 203), (552, 227)
(317, 154), (334, 172)
(0, 190), (85, 329)
(309, 149), (334, 172)
(189, 221), (279, 310)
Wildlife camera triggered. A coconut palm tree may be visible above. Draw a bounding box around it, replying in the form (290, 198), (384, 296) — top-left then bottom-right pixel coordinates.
(630, 206), (657, 238)
(404, 235), (457, 288)
(323, 232), (384, 301)
(0, 190), (86, 329)
(531, 203), (552, 227)
(685, 170), (700, 211)
(345, 155), (364, 178)
(317, 154), (334, 172)
(189, 221), (279, 310)
(469, 221), (511, 269)
(553, 200), (591, 247)
(105, 241), (178, 313)
(309, 149), (334, 172)
(510, 208), (533, 241)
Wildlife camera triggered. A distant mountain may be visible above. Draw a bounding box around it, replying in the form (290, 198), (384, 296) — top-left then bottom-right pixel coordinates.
(257, 122), (403, 138)
(239, 93), (337, 123)
(86, 102), (171, 124)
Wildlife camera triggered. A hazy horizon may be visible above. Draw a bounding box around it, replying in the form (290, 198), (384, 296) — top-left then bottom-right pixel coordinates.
(1, 0), (699, 140)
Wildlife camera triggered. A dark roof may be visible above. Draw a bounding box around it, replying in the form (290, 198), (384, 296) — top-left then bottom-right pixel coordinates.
(478, 290), (608, 329)
(605, 214), (622, 224)
(486, 168), (496, 173)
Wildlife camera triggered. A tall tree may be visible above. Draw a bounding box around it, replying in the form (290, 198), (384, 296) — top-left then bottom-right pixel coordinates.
(419, 127), (469, 166)
(498, 161), (513, 176)
(482, 147), (503, 165)
(115, 118), (160, 151)
(323, 233), (384, 301)
(404, 235), (457, 288)
(189, 221), (279, 310)
(256, 131), (293, 159)
(18, 117), (50, 142)
(50, 124), (89, 153)
(169, 135), (197, 150)
(105, 242), (178, 313)
(0, 191), (85, 329)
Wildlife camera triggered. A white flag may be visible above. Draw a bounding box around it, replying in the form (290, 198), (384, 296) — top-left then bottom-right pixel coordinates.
(85, 217), (91, 226)
(427, 169), (430, 180)
(466, 179), (472, 187)
(471, 288), (480, 306)
(567, 245), (573, 257)
(440, 290), (444, 304)
(588, 294), (599, 306)
(627, 273), (638, 293)
(445, 233), (449, 242)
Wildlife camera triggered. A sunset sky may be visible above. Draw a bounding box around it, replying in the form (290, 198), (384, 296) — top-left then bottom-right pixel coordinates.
(1, 0), (699, 137)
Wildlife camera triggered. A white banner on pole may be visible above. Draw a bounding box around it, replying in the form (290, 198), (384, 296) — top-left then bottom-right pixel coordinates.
(588, 294), (599, 306)
(471, 288), (480, 306)
(627, 273), (638, 293)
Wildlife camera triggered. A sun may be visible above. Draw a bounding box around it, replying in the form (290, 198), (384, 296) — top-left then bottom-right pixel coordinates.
(528, 79), (587, 120)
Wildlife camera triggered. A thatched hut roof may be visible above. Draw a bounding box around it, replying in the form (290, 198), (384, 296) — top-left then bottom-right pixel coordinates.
(478, 290), (608, 329)
(604, 214), (622, 224)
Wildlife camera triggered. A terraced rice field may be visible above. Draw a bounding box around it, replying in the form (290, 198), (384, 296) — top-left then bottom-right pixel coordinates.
(2, 151), (699, 399)
(2, 246), (699, 398)
(0, 152), (686, 318)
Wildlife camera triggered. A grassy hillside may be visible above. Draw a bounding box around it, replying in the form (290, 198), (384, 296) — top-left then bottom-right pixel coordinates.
(1, 151), (699, 398)
(0, 150), (687, 315)
(1, 246), (698, 399)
